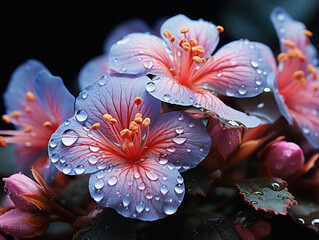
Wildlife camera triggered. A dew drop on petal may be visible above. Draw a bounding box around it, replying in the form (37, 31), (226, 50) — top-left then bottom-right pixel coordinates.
(143, 61), (154, 69)
(134, 172), (141, 179)
(311, 219), (319, 225)
(138, 183), (146, 190)
(177, 176), (184, 184)
(174, 184), (184, 194)
(89, 143), (100, 152)
(186, 148), (192, 153)
(238, 85), (247, 95)
(50, 154), (60, 163)
(167, 147), (176, 153)
(173, 137), (186, 144)
(61, 129), (79, 146)
(62, 164), (72, 174)
(49, 139), (58, 148)
(107, 176), (118, 186)
(163, 94), (171, 101)
(75, 110), (88, 122)
(163, 199), (178, 215)
(250, 60), (259, 68)
(136, 201), (145, 213)
(302, 126), (310, 135)
(88, 156), (98, 165)
(146, 171), (159, 181)
(188, 122), (195, 128)
(177, 114), (185, 121)
(93, 190), (104, 202)
(95, 179), (105, 189)
(146, 82), (156, 92)
(80, 91), (88, 99)
(64, 119), (71, 126)
(276, 12), (285, 21)
(123, 193), (131, 207)
(160, 185), (169, 195)
(146, 192), (153, 200)
(175, 126), (184, 134)
(75, 165), (85, 174)
(158, 155), (168, 165)
(98, 76), (110, 86)
(225, 88), (235, 97)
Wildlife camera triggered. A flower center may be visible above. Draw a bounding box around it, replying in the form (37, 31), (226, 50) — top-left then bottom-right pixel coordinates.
(91, 97), (151, 163)
(163, 26), (224, 88)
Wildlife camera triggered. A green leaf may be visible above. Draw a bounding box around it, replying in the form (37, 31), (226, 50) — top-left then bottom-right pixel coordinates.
(73, 208), (135, 240)
(235, 177), (297, 215)
(182, 165), (213, 196)
(288, 197), (319, 233)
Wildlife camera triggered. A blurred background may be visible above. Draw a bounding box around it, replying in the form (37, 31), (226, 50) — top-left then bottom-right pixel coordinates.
(1, 0), (319, 124)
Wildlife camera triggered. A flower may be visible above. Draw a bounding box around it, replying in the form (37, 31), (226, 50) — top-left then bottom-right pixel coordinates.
(108, 14), (277, 127)
(0, 208), (50, 238)
(48, 73), (211, 221)
(258, 141), (305, 179)
(0, 60), (75, 183)
(3, 172), (47, 212)
(270, 7), (319, 148)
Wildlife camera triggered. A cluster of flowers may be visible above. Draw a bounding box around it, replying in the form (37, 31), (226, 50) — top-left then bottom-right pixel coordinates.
(0, 7), (318, 239)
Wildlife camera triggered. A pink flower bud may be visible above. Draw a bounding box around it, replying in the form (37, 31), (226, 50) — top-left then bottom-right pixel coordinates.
(0, 208), (49, 238)
(260, 141), (305, 178)
(3, 173), (45, 212)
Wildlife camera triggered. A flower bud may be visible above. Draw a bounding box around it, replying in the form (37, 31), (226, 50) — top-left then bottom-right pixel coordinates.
(0, 208), (49, 238)
(3, 173), (46, 212)
(259, 141), (305, 179)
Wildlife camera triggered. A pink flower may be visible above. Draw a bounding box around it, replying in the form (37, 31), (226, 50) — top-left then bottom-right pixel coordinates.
(3, 173), (46, 212)
(108, 15), (277, 127)
(270, 7), (319, 148)
(48, 73), (211, 221)
(259, 141), (305, 179)
(0, 208), (49, 238)
(0, 60), (75, 182)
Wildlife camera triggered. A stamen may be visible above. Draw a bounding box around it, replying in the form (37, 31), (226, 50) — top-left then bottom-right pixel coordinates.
(216, 25), (224, 33)
(103, 114), (113, 122)
(134, 116), (143, 124)
(303, 29), (313, 37)
(129, 121), (139, 132)
(135, 113), (142, 119)
(120, 129), (130, 138)
(122, 139), (134, 150)
(189, 38), (198, 47)
(0, 137), (7, 147)
(169, 36), (175, 43)
(283, 40), (296, 48)
(134, 97), (142, 106)
(307, 64), (318, 80)
(10, 111), (22, 118)
(91, 123), (101, 130)
(24, 126), (32, 133)
(180, 27), (190, 34)
(43, 121), (52, 128)
(192, 46), (205, 55)
(25, 107), (32, 113)
(26, 92), (35, 102)
(277, 53), (288, 62)
(110, 118), (117, 124)
(2, 114), (11, 124)
(181, 42), (190, 51)
(142, 118), (151, 127)
(163, 30), (172, 39)
(193, 56), (205, 64)
(294, 70), (306, 83)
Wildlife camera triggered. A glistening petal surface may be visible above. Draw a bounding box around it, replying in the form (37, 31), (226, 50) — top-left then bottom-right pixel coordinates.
(89, 156), (184, 221)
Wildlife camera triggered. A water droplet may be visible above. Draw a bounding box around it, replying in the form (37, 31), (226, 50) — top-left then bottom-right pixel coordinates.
(311, 219), (319, 225)
(50, 154), (60, 163)
(276, 12), (285, 21)
(138, 183), (145, 191)
(302, 126), (310, 135)
(173, 137), (186, 144)
(75, 165), (85, 174)
(160, 185), (169, 195)
(175, 126), (184, 134)
(167, 147), (176, 153)
(174, 184), (184, 194)
(177, 114), (185, 121)
(217, 73), (222, 77)
(143, 61), (154, 69)
(199, 147), (204, 152)
(251, 190), (264, 196)
(146, 192), (153, 200)
(61, 129), (79, 146)
(120, 66), (127, 72)
(189, 97), (194, 103)
(98, 76), (110, 86)
(88, 156), (98, 165)
(238, 85), (247, 95)
(134, 172), (141, 179)
(188, 122), (195, 128)
(95, 179), (105, 189)
(64, 119), (71, 126)
(49, 139), (58, 148)
(62, 164), (72, 174)
(225, 88), (235, 97)
(93, 190), (104, 202)
(107, 176), (118, 186)
(250, 201), (258, 205)
(75, 110), (88, 122)
(89, 143), (100, 152)
(298, 217), (305, 224)
(146, 82), (156, 92)
(117, 37), (130, 45)
(270, 182), (282, 191)
(163, 199), (178, 215)
(59, 157), (66, 164)
(250, 60), (259, 68)
(155, 193), (160, 201)
(136, 201), (145, 213)
(123, 193), (131, 207)
(146, 171), (159, 181)
(80, 91), (88, 99)
(158, 155), (168, 165)
(163, 94), (171, 101)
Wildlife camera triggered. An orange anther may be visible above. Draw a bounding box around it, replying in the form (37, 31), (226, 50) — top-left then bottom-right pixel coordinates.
(2, 114), (10, 124)
(24, 126), (32, 133)
(110, 118), (117, 124)
(181, 42), (190, 51)
(283, 40), (296, 48)
(10, 111), (22, 118)
(169, 36), (175, 42)
(180, 27), (190, 34)
(103, 114), (112, 122)
(307, 64), (318, 79)
(303, 29), (313, 37)
(192, 46), (205, 55)
(26, 91), (35, 101)
(189, 38), (198, 47)
(25, 107), (32, 113)
(134, 97), (142, 105)
(135, 113), (142, 119)
(163, 30), (172, 39)
(277, 53), (288, 62)
(142, 117), (151, 127)
(0, 137), (7, 148)
(91, 123), (101, 130)
(294, 70), (306, 83)
(120, 129), (130, 138)
(122, 139), (134, 150)
(134, 117), (143, 124)
(179, 38), (187, 47)
(43, 121), (52, 128)
(129, 121), (139, 131)
(193, 56), (205, 64)
(216, 25), (224, 33)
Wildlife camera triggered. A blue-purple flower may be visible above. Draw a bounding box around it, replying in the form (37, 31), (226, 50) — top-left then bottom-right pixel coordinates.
(48, 73), (211, 221)
(107, 14), (277, 127)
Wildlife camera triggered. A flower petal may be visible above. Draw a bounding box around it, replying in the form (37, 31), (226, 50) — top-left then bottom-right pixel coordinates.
(32, 156), (58, 184)
(108, 33), (172, 76)
(146, 111), (211, 172)
(75, 74), (161, 139)
(193, 40), (276, 97)
(78, 55), (114, 90)
(3, 59), (47, 114)
(196, 91), (261, 128)
(34, 70), (75, 124)
(48, 117), (124, 175)
(89, 156), (185, 221)
(146, 75), (197, 106)
(160, 14), (219, 57)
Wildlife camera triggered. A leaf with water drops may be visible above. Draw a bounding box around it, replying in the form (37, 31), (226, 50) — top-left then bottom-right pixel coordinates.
(235, 177), (297, 215)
